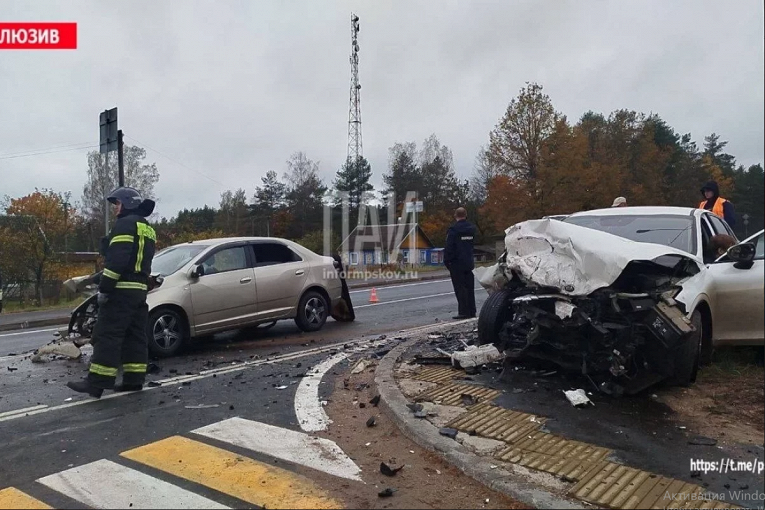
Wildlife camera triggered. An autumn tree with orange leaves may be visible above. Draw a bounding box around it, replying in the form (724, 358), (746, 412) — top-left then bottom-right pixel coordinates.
(0, 189), (76, 305)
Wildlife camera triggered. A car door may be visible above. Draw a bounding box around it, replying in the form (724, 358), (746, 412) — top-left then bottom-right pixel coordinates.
(250, 241), (308, 320)
(189, 244), (257, 333)
(705, 231), (765, 345)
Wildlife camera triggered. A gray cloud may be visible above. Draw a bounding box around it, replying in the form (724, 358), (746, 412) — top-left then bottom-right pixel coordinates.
(1, 0), (762, 218)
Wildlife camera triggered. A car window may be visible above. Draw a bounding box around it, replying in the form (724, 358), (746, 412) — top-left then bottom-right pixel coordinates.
(564, 214), (696, 255)
(200, 246), (248, 275)
(251, 242), (302, 267)
(756, 234), (764, 260)
(708, 214), (735, 238)
(152, 244), (208, 276)
(700, 218), (715, 263)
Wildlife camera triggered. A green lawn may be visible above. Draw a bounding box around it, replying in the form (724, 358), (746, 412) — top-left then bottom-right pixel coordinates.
(2, 296), (84, 314)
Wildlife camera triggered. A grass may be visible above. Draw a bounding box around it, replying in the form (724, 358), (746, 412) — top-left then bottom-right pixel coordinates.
(1, 296), (84, 314)
(706, 346), (764, 378)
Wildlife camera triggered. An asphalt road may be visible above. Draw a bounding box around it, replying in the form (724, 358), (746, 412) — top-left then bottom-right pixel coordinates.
(0, 278), (483, 358)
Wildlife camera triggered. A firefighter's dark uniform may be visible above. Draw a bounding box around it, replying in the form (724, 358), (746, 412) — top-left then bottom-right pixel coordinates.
(68, 188), (157, 398)
(444, 219), (476, 319)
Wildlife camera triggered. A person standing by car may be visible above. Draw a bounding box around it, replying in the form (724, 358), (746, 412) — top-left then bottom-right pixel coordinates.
(67, 187), (157, 398)
(699, 181), (736, 228)
(444, 207), (476, 319)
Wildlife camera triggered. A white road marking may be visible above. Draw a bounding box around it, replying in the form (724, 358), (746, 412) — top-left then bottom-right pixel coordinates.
(293, 353), (348, 432)
(0, 404), (48, 419)
(193, 417), (362, 481)
(37, 458), (229, 509)
(0, 319), (476, 423)
(0, 327), (58, 338)
(348, 278), (451, 294)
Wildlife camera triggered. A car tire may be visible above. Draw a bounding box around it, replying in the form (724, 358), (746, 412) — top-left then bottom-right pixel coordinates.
(477, 289), (514, 347)
(671, 309), (702, 386)
(295, 291), (328, 332)
(147, 308), (188, 357)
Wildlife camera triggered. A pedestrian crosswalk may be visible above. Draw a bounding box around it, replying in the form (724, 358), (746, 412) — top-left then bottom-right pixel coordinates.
(1, 418), (359, 509)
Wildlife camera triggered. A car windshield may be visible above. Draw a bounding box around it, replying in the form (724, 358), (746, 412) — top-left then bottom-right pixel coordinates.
(564, 214), (697, 255)
(152, 244), (208, 276)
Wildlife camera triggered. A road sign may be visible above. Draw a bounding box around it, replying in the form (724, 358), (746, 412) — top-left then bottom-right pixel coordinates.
(405, 201), (423, 213)
(99, 107), (118, 154)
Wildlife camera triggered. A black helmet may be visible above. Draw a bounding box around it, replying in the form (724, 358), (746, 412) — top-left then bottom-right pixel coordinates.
(107, 187), (143, 210)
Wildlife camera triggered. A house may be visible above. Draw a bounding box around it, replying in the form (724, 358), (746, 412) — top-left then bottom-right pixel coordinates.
(473, 245), (498, 263)
(337, 223), (442, 266)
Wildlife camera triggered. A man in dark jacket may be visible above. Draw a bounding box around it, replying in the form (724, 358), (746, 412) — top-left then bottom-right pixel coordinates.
(444, 207), (476, 320)
(67, 187), (157, 398)
(699, 181), (736, 228)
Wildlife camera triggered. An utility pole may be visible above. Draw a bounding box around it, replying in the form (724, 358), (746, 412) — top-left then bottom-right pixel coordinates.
(63, 191), (71, 279)
(118, 129), (125, 187)
(104, 151), (110, 236)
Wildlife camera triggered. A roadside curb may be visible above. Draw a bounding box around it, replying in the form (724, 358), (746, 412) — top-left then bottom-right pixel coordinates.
(374, 335), (585, 509)
(0, 316), (68, 333)
(346, 272), (450, 290)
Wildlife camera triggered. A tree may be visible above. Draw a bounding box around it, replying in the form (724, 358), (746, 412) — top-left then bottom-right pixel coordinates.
(283, 152), (327, 239)
(469, 146), (499, 204)
(333, 156), (374, 226)
(215, 189), (249, 236)
(731, 164), (764, 236)
(0, 189), (75, 305)
(418, 134), (460, 210)
(382, 142), (422, 212)
(81, 146), (159, 231)
(487, 82), (558, 181)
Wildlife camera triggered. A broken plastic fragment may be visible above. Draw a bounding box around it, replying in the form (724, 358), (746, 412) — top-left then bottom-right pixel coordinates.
(563, 389), (593, 407)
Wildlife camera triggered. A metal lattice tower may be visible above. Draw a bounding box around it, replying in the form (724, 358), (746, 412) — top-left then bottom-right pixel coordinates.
(347, 13), (362, 164)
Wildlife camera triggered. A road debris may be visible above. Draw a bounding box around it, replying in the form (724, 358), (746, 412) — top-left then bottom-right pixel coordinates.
(351, 359), (370, 374)
(378, 488), (396, 498)
(564, 389), (594, 407)
(460, 393), (478, 406)
(369, 394), (381, 406)
(366, 416), (376, 427)
(275, 385), (288, 390)
(380, 462), (404, 477)
(184, 404), (220, 409)
(688, 436), (717, 446)
(31, 341), (83, 363)
(147, 381), (161, 387)
(439, 427), (459, 439)
(451, 344), (503, 369)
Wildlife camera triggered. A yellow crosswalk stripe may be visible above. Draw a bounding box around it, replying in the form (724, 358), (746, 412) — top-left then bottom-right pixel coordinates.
(0, 488), (51, 509)
(121, 435), (343, 509)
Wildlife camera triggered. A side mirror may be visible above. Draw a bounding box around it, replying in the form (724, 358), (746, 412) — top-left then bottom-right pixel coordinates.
(191, 265), (205, 278)
(727, 242), (756, 263)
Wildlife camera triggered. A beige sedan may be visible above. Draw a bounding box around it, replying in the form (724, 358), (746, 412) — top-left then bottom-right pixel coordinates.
(146, 237), (344, 356)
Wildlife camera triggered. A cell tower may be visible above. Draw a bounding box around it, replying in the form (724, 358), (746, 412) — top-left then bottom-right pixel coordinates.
(347, 13), (362, 164)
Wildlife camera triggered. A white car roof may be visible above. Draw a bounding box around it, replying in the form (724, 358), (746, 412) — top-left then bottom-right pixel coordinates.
(568, 206), (700, 218)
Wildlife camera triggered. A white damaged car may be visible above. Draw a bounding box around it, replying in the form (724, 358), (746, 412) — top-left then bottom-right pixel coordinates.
(476, 206), (764, 395)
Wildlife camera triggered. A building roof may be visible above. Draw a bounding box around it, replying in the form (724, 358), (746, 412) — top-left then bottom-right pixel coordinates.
(338, 223), (434, 252)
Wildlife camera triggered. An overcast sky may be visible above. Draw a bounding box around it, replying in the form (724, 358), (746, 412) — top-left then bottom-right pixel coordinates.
(1, 0), (763, 219)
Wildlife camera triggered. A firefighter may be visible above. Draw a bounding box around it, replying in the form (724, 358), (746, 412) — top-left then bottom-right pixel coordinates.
(67, 187), (157, 398)
(444, 207), (476, 319)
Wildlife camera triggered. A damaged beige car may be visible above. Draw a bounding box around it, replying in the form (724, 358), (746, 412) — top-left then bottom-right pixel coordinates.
(476, 207), (764, 395)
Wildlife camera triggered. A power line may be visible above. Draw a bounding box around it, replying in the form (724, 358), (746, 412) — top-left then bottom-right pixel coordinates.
(124, 135), (226, 187)
(0, 143), (97, 160)
(0, 141), (93, 157)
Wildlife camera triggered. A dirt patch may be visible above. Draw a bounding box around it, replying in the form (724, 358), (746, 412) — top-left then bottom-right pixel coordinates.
(320, 364), (529, 509)
(659, 348), (764, 446)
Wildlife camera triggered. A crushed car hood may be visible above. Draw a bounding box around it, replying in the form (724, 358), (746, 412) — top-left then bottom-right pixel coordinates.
(496, 218), (702, 296)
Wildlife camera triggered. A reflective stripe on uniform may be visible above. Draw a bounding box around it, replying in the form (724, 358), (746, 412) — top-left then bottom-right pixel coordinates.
(89, 363), (118, 377)
(135, 223), (157, 273)
(115, 282), (148, 291)
(123, 363), (147, 373)
(110, 234), (134, 245)
(103, 269), (120, 280)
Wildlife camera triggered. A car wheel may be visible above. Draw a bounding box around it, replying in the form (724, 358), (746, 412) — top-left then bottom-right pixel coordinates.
(671, 309), (702, 386)
(295, 291), (328, 332)
(477, 289), (514, 347)
(147, 308), (188, 357)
